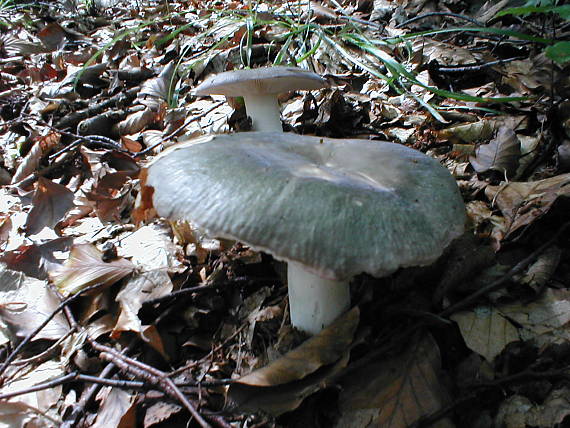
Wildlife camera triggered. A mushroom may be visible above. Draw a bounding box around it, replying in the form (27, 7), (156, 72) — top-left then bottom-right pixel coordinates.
(192, 66), (328, 132)
(142, 132), (465, 335)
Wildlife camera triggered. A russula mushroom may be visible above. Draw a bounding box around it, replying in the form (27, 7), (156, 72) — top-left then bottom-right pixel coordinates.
(192, 66), (328, 132)
(142, 132), (465, 335)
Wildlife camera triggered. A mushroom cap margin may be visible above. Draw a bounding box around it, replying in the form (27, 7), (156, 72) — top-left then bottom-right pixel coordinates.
(145, 132), (466, 280)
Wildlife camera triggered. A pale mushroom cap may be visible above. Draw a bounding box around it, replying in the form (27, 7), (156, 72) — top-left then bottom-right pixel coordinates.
(144, 132), (466, 280)
(193, 66), (328, 97)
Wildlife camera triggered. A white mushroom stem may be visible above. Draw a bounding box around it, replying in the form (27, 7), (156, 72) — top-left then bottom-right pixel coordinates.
(287, 262), (351, 335)
(243, 93), (283, 132)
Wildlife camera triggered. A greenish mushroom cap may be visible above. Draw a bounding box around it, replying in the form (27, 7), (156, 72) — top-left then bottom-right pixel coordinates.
(192, 66), (328, 97)
(144, 132), (465, 279)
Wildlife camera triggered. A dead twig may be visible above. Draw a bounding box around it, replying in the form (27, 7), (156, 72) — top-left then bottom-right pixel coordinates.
(396, 12), (484, 28)
(96, 343), (212, 428)
(432, 57), (525, 74)
(0, 283), (105, 381)
(169, 323), (247, 377)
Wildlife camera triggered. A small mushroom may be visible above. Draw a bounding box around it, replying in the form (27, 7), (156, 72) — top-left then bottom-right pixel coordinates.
(142, 132), (465, 335)
(192, 66), (328, 132)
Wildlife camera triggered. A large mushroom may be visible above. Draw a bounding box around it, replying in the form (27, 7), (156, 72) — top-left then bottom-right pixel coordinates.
(192, 66), (328, 132)
(141, 132), (465, 335)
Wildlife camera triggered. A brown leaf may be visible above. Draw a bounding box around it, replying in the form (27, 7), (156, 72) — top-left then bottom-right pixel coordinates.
(0, 360), (65, 426)
(25, 177), (75, 236)
(499, 288), (570, 348)
(227, 307), (359, 415)
(335, 333), (453, 428)
(132, 169), (157, 225)
(485, 173), (570, 239)
(0, 237), (73, 279)
(144, 401), (182, 428)
(37, 23), (66, 51)
(11, 132), (61, 185)
(85, 171), (133, 221)
(451, 306), (519, 362)
(112, 225), (179, 336)
(92, 387), (136, 428)
(49, 244), (135, 296)
(470, 127), (521, 176)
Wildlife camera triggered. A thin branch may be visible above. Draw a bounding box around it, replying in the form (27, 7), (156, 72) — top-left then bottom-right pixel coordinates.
(432, 56), (525, 73)
(439, 221), (570, 317)
(169, 324), (247, 377)
(94, 342), (211, 428)
(0, 283), (103, 380)
(396, 12), (484, 28)
(0, 372), (79, 400)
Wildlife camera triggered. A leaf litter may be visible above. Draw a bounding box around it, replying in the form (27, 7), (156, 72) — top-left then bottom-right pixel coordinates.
(1, 0), (570, 427)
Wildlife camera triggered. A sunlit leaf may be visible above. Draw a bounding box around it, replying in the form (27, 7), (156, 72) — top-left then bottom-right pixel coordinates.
(0, 266), (70, 343)
(49, 244), (135, 296)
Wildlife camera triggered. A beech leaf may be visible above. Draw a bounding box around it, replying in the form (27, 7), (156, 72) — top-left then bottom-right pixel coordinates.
(451, 305), (519, 362)
(334, 333), (453, 428)
(470, 127), (521, 176)
(25, 177), (75, 236)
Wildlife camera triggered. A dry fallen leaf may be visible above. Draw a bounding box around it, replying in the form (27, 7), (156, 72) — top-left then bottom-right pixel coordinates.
(470, 127), (521, 176)
(92, 387), (136, 428)
(485, 173), (570, 239)
(451, 305), (519, 363)
(499, 288), (570, 347)
(0, 265), (70, 344)
(334, 333), (453, 428)
(49, 244), (135, 296)
(227, 307), (359, 415)
(519, 246), (562, 291)
(0, 359), (65, 428)
(112, 224), (179, 336)
(495, 388), (570, 428)
(25, 176), (75, 236)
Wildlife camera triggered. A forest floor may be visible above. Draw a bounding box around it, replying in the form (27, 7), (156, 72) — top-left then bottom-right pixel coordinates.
(1, 0), (570, 427)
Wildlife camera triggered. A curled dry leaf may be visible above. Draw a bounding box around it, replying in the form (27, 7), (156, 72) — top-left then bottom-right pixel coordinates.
(470, 127), (521, 176)
(49, 244), (135, 296)
(11, 132), (61, 185)
(227, 307), (359, 416)
(112, 224), (179, 336)
(485, 173), (570, 239)
(139, 62), (175, 101)
(114, 107), (157, 136)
